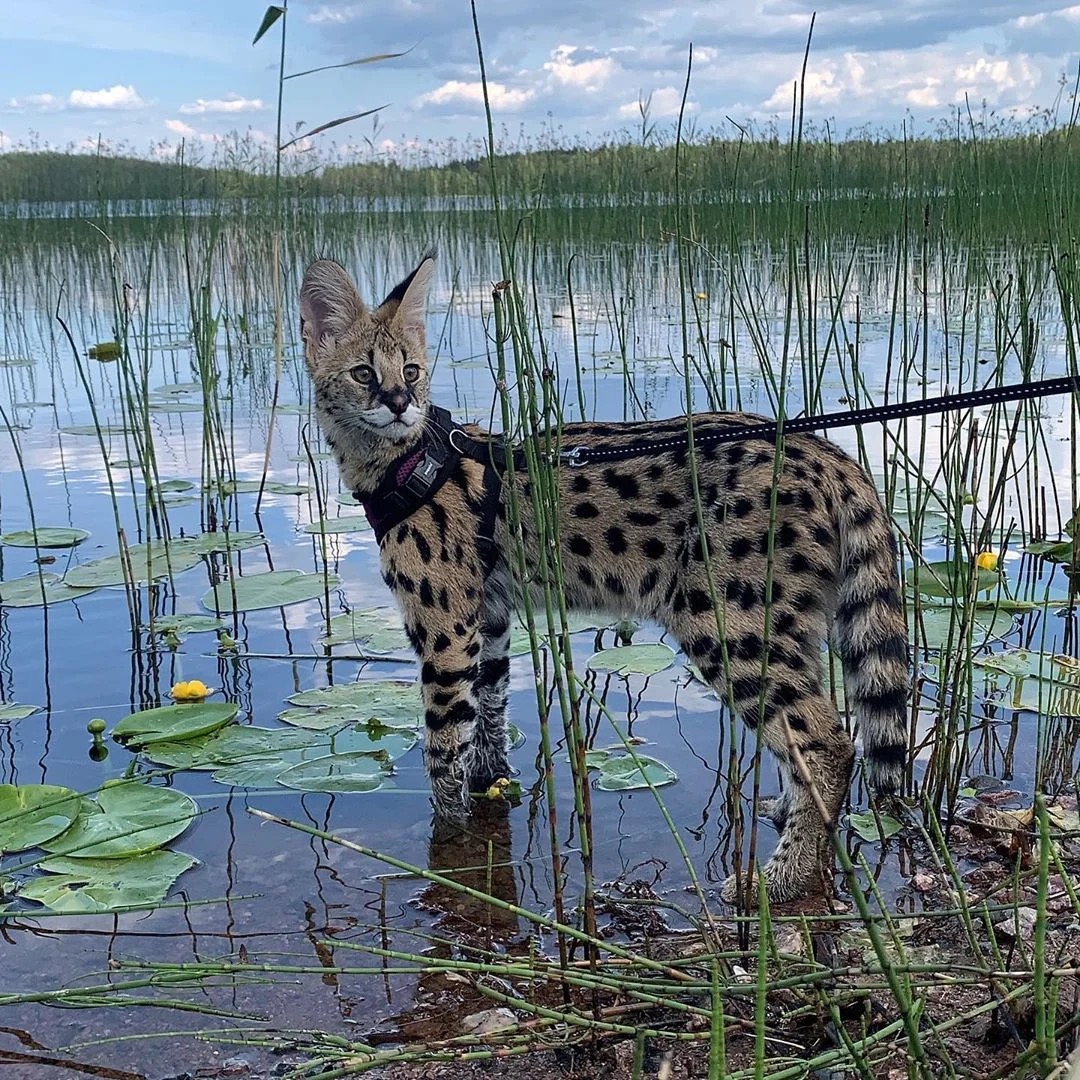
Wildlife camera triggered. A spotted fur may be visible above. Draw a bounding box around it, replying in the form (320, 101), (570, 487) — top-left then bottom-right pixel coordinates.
(300, 253), (910, 903)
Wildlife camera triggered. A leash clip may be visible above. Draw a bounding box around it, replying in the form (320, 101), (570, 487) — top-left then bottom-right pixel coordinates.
(561, 446), (588, 468)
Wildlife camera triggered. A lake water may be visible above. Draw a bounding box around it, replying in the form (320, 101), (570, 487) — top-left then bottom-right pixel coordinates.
(0, 215), (1077, 1078)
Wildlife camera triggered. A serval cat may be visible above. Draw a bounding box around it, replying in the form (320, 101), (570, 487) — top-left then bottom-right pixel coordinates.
(300, 251), (910, 902)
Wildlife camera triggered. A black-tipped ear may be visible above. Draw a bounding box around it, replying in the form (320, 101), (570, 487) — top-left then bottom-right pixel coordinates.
(376, 249), (436, 344)
(299, 260), (366, 364)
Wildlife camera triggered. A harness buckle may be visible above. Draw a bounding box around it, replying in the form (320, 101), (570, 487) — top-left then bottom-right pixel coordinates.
(401, 453), (440, 499)
(561, 446), (588, 468)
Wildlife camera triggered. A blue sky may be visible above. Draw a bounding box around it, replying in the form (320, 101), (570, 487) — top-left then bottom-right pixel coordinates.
(2, 1), (1078, 163)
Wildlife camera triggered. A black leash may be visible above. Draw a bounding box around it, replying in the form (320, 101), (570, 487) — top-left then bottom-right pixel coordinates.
(549, 373), (1080, 468)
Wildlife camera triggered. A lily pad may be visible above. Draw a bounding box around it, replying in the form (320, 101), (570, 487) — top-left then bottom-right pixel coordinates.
(176, 531), (264, 556)
(276, 752), (391, 793)
(974, 649), (1080, 717)
(336, 492), (360, 506)
(152, 479), (196, 493)
(202, 569), (340, 612)
(211, 754), (311, 788)
(287, 680), (422, 722)
(906, 560), (998, 599)
(217, 480), (310, 496)
(1, 527), (89, 549)
(0, 784), (85, 853)
(141, 725), (325, 770)
(112, 702), (239, 749)
(0, 703), (42, 723)
(509, 611), (605, 657)
(147, 400), (205, 413)
(0, 573), (97, 608)
(302, 516), (372, 535)
(321, 609), (411, 653)
(60, 424), (132, 437)
(15, 850), (198, 913)
(849, 810), (904, 842)
(584, 750), (678, 791)
(147, 614), (225, 636)
(908, 606), (1015, 650)
(41, 783), (197, 859)
(586, 643), (676, 677)
(65, 542), (202, 588)
(154, 382), (202, 396)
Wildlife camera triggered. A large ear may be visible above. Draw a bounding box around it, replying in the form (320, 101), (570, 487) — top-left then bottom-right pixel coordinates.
(299, 260), (366, 362)
(375, 249), (436, 345)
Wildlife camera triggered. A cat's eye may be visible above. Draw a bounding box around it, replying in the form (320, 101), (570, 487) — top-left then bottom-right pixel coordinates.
(350, 364), (375, 384)
(403, 363), (421, 384)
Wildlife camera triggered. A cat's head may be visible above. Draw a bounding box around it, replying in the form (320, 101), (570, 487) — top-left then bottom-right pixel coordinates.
(299, 252), (435, 444)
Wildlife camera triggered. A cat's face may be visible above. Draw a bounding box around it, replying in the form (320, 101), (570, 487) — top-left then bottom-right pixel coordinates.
(300, 254), (434, 444)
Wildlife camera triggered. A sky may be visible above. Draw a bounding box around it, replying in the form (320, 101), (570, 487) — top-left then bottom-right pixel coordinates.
(1, 0), (1078, 163)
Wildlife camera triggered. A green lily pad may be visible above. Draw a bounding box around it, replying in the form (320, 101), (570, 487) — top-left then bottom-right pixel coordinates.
(60, 424), (132, 436)
(65, 542), (202, 588)
(41, 783), (196, 859)
(277, 706), (367, 731)
(88, 340), (121, 361)
(321, 609), (411, 653)
(287, 680), (422, 722)
(0, 355), (34, 367)
(1025, 539), (1075, 562)
(147, 400), (205, 413)
(140, 725), (325, 770)
(211, 754), (310, 787)
(176, 531), (264, 556)
(217, 480), (310, 496)
(202, 569), (339, 613)
(0, 703), (42, 723)
(302, 516), (372, 535)
(0, 784), (85, 853)
(336, 492), (360, 506)
(154, 382), (202, 396)
(112, 702), (239, 749)
(586, 643), (676, 677)
(849, 810), (904, 842)
(584, 750), (677, 791)
(147, 614), (225, 636)
(1, 527), (89, 549)
(0, 573), (97, 607)
(276, 752), (391, 793)
(906, 560), (998, 599)
(15, 850), (198, 913)
(152, 479), (196, 493)
(974, 649), (1080, 717)
(908, 606), (1015, 650)
(509, 611), (605, 657)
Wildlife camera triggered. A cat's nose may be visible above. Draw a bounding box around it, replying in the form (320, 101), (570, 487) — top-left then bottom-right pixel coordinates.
(384, 391), (410, 416)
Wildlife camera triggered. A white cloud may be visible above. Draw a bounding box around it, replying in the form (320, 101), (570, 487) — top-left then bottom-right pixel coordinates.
(8, 85), (146, 112)
(618, 86), (696, 120)
(543, 45), (617, 92)
(68, 84), (145, 109)
(165, 119), (197, 136)
(419, 79), (536, 112)
(179, 94), (265, 115)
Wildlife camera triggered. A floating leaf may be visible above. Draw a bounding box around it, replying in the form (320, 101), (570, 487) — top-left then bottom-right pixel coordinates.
(211, 754), (309, 787)
(1025, 539), (1075, 562)
(287, 680), (422, 723)
(154, 382), (202, 396)
(112, 702), (238, 749)
(88, 341), (121, 361)
(336, 492), (360, 506)
(152, 480), (196, 493)
(60, 424), (132, 436)
(0, 784), (85, 852)
(217, 479), (310, 496)
(276, 752), (390, 793)
(278, 706), (366, 731)
(41, 783), (196, 859)
(176, 530), (264, 556)
(201, 569), (339, 612)
(906, 560), (998, 599)
(586, 643), (675, 677)
(142, 725), (324, 770)
(321, 609), (410, 652)
(0, 572), (97, 607)
(1, 527), (89, 549)
(974, 649), (1080, 717)
(849, 810), (904, 842)
(908, 606), (1015, 650)
(147, 614), (225, 636)
(65, 542), (202, 588)
(0, 703), (42, 723)
(585, 751), (677, 791)
(302, 516), (372, 535)
(15, 850), (198, 913)
(509, 611), (605, 657)
(147, 400), (205, 413)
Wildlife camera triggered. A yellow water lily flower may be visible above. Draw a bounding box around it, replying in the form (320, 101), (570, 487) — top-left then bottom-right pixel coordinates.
(694, 291), (708, 300)
(171, 679), (212, 702)
(485, 777), (511, 800)
(975, 551), (999, 571)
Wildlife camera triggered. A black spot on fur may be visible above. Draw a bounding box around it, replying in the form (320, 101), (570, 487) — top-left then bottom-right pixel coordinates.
(605, 526), (628, 555)
(568, 535), (592, 557)
(572, 501), (600, 519)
